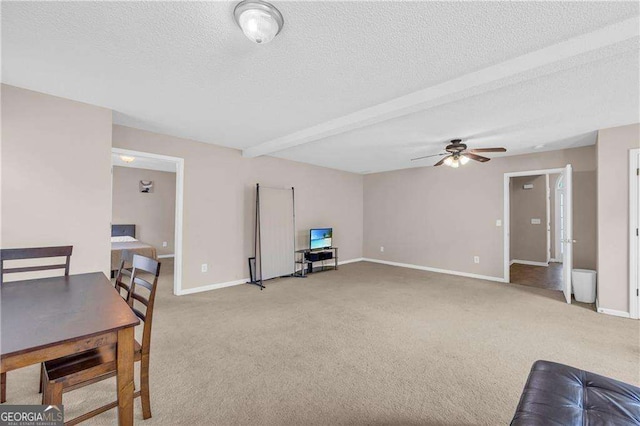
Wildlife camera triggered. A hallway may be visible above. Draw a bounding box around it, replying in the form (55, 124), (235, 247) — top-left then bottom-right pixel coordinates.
(510, 262), (563, 291)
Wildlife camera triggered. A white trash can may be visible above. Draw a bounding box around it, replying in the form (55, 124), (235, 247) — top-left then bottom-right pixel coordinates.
(572, 269), (597, 303)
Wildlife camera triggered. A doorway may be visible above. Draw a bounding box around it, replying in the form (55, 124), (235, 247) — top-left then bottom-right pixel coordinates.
(504, 166), (573, 303)
(111, 148), (184, 295)
(508, 173), (561, 290)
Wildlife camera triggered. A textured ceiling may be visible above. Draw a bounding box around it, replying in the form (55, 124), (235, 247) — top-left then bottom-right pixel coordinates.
(2, 1), (639, 173)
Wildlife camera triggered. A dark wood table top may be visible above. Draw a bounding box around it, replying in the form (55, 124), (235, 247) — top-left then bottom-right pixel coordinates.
(1, 272), (139, 358)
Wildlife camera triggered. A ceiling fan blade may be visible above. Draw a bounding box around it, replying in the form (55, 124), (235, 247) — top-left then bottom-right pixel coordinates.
(469, 147), (506, 153)
(411, 153), (447, 161)
(433, 155), (450, 166)
(465, 153), (491, 162)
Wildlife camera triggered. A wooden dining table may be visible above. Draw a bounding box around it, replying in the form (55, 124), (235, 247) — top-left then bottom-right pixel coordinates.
(1, 272), (139, 425)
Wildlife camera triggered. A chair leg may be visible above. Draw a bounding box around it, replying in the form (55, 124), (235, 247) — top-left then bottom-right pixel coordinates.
(1, 372), (6, 403)
(140, 354), (152, 419)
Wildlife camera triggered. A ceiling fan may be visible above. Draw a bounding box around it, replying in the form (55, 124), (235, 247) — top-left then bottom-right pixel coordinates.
(411, 139), (506, 168)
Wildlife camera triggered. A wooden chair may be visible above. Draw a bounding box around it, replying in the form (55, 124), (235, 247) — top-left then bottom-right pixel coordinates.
(114, 250), (133, 300)
(42, 255), (161, 424)
(0, 245), (73, 403)
(0, 245), (73, 286)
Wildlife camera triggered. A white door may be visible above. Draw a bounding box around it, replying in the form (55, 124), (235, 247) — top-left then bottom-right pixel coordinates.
(637, 151), (640, 317)
(555, 180), (565, 262)
(562, 164), (573, 304)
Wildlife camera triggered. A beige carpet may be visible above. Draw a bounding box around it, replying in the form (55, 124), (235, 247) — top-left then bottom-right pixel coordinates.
(5, 260), (639, 425)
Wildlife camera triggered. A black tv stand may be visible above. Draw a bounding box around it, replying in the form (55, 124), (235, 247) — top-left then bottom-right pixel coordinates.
(294, 247), (338, 277)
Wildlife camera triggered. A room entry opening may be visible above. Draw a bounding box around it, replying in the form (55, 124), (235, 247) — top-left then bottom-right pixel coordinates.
(504, 165), (573, 304)
(111, 148), (185, 295)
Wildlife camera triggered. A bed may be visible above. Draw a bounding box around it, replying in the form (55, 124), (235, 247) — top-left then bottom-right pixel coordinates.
(111, 224), (157, 273)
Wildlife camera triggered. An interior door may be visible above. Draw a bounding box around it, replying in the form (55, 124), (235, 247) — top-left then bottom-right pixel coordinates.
(562, 164), (573, 304)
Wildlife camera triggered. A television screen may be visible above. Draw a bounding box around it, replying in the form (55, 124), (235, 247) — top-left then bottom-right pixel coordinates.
(310, 228), (332, 250)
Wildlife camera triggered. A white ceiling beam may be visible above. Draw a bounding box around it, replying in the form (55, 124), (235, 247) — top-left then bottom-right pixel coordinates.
(242, 17), (639, 158)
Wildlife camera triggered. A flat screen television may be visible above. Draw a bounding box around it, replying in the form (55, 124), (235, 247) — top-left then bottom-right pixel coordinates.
(310, 228), (332, 250)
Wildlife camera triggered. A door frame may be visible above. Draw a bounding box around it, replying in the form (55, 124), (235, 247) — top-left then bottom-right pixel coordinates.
(503, 167), (567, 284)
(630, 148), (640, 319)
(112, 148), (185, 296)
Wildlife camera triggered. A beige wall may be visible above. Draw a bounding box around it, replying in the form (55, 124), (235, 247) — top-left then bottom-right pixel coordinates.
(112, 125), (363, 290)
(364, 146), (596, 280)
(510, 175), (547, 263)
(1, 85), (112, 277)
(597, 123), (639, 313)
(573, 170), (597, 270)
(112, 166), (176, 256)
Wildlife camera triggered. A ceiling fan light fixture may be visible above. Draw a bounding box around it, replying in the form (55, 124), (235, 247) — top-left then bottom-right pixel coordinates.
(459, 155), (470, 165)
(234, 0), (284, 44)
(450, 158), (460, 168)
(444, 156), (454, 166)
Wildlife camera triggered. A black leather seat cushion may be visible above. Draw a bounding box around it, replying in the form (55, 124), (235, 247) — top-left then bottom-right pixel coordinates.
(511, 360), (640, 425)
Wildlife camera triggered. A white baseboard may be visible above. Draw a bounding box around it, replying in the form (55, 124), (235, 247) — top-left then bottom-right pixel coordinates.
(157, 254), (175, 259)
(597, 307), (631, 318)
(176, 258), (366, 296)
(510, 259), (548, 267)
(362, 258), (506, 283)
(549, 258), (561, 263)
(339, 257), (364, 265)
(176, 278), (248, 296)
(176, 257), (507, 295)
(595, 299), (631, 318)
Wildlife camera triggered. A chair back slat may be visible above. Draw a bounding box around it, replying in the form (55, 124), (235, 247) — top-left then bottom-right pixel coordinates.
(1, 246), (73, 285)
(115, 281), (131, 297)
(132, 276), (154, 292)
(3, 264), (69, 274)
(1, 246), (73, 260)
(131, 292), (149, 307)
(126, 254), (161, 357)
(131, 306), (146, 322)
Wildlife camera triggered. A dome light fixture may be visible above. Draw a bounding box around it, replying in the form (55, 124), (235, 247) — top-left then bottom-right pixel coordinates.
(120, 155), (136, 163)
(234, 0), (284, 44)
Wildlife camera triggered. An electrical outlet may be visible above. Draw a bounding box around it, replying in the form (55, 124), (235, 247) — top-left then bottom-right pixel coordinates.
(201, 263), (208, 273)
(380, 246), (384, 252)
(474, 256), (480, 264)
(162, 241), (168, 247)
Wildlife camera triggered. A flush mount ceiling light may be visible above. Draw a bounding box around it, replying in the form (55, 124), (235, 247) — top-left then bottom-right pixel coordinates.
(120, 155), (136, 163)
(234, 0), (284, 44)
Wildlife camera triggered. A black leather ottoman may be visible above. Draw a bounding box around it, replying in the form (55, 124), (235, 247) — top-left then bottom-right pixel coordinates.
(511, 360), (640, 425)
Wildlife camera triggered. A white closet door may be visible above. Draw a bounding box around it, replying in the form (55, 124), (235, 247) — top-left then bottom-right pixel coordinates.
(260, 187), (294, 280)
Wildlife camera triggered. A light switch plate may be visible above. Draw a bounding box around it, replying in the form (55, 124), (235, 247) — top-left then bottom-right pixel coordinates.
(201, 263), (208, 273)
(162, 241), (168, 247)
(531, 218), (541, 225)
(496, 219), (502, 227)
